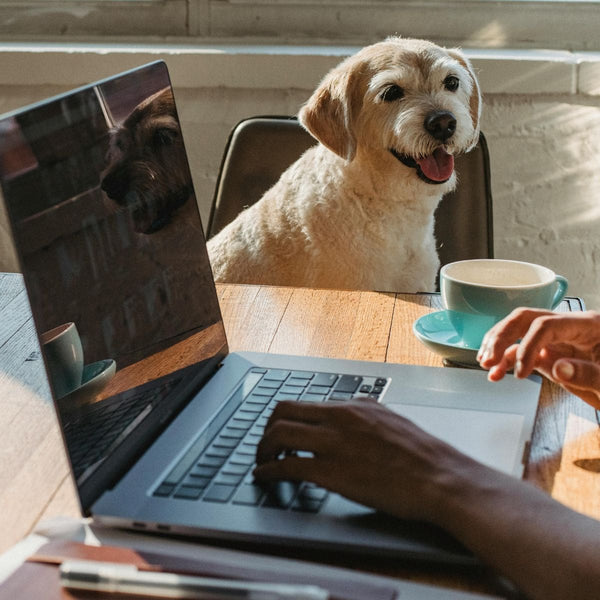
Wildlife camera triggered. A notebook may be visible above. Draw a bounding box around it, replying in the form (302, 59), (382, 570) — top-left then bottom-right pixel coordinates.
(0, 61), (542, 566)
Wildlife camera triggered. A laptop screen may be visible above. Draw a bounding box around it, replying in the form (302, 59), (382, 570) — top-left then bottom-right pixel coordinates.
(0, 62), (228, 503)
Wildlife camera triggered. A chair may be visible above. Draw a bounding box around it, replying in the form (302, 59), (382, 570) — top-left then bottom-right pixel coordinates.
(206, 116), (493, 290)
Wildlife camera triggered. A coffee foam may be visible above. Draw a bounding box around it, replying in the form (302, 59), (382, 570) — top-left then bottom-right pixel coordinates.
(446, 261), (550, 287)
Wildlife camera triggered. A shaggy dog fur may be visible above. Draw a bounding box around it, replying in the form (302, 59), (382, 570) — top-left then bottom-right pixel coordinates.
(208, 37), (481, 292)
(101, 88), (194, 235)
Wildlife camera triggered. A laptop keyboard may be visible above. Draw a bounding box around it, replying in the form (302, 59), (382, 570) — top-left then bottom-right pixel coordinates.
(64, 376), (182, 480)
(153, 367), (389, 512)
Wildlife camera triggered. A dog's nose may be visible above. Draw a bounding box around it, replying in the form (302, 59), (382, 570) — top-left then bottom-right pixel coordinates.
(424, 111), (456, 142)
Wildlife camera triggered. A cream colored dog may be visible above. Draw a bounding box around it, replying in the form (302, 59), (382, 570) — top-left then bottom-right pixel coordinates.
(208, 37), (481, 292)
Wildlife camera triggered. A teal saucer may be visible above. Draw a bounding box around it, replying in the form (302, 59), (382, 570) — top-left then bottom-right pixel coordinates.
(59, 358), (116, 409)
(413, 310), (481, 367)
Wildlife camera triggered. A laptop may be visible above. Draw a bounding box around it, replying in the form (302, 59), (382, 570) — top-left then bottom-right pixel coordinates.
(0, 61), (542, 566)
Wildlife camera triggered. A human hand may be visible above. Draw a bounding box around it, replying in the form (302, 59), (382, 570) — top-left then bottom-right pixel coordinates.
(254, 399), (477, 523)
(478, 308), (600, 409)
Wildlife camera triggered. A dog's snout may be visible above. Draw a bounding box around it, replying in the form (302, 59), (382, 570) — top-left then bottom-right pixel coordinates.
(424, 111), (456, 142)
(101, 168), (129, 202)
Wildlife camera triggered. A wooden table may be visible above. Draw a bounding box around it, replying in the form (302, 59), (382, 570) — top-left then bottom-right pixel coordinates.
(1, 271), (599, 594)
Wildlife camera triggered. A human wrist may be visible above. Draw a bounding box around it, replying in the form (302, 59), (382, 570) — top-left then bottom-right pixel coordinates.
(423, 450), (503, 532)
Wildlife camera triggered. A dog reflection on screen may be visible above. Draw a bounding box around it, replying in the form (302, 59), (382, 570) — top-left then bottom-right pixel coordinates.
(101, 88), (193, 234)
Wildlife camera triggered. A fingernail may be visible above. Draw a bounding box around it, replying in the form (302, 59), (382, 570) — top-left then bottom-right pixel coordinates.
(515, 360), (523, 377)
(556, 361), (575, 381)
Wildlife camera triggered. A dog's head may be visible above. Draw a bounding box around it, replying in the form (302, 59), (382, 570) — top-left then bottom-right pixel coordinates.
(101, 88), (193, 234)
(298, 37), (481, 186)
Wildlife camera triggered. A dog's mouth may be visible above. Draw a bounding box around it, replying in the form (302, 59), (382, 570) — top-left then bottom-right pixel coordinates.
(390, 147), (454, 185)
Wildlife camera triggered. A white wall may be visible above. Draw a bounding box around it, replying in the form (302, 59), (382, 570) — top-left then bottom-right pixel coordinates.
(1, 46), (600, 308)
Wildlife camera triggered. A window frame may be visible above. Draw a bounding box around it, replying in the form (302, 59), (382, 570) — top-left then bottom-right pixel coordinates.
(0, 1), (599, 51)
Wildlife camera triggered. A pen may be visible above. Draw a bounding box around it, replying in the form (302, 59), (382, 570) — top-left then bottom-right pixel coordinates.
(59, 559), (329, 600)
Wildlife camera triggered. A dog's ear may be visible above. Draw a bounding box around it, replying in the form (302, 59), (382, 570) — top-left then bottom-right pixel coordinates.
(298, 62), (362, 162)
(447, 49), (482, 150)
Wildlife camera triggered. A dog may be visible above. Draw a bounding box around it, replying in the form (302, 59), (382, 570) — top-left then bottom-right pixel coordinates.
(207, 37), (481, 292)
(101, 88), (194, 235)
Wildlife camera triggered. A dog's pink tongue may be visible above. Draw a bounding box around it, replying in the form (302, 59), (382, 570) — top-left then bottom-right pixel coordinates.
(416, 148), (454, 182)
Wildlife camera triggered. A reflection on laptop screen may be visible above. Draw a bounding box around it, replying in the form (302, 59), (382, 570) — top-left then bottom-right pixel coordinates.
(0, 62), (228, 493)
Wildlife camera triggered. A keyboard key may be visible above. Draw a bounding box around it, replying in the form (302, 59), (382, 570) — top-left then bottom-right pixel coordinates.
(237, 442), (258, 455)
(307, 385), (332, 395)
(229, 453), (255, 466)
(375, 378), (387, 387)
(334, 375), (362, 393)
(227, 419), (253, 431)
(197, 455), (226, 468)
(246, 393), (272, 403)
(257, 380), (282, 390)
(312, 373), (338, 387)
(262, 481), (300, 509)
(328, 392), (352, 402)
(371, 386), (384, 394)
(184, 475), (211, 489)
(233, 484), (265, 506)
(240, 402), (264, 414)
(222, 463), (250, 476)
(263, 369), (290, 381)
(214, 473), (244, 486)
(206, 446), (232, 458)
(290, 371), (314, 380)
(174, 485), (205, 500)
(301, 393), (326, 402)
(286, 377), (310, 387)
(153, 483), (175, 497)
(252, 387), (278, 397)
(299, 485), (328, 501)
(274, 392), (301, 401)
(221, 428), (246, 440)
(213, 437), (239, 449)
(233, 411), (259, 421)
(249, 424), (265, 436)
(359, 384), (372, 393)
(190, 465), (218, 478)
(281, 385), (306, 394)
(203, 483), (236, 503)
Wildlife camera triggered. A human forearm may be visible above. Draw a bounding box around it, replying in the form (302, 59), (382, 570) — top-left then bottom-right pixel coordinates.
(431, 461), (600, 600)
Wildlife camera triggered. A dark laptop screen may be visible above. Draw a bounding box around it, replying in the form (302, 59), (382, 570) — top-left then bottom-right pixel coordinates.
(0, 62), (228, 501)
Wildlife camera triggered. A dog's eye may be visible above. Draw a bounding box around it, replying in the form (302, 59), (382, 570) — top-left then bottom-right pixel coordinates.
(380, 85), (404, 102)
(153, 128), (178, 147)
(443, 76), (459, 92)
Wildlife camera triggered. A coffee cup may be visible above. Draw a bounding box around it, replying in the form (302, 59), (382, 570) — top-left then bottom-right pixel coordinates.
(440, 259), (568, 348)
(40, 322), (84, 399)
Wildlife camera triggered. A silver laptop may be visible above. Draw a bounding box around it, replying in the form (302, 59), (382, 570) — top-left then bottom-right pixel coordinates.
(0, 61), (541, 566)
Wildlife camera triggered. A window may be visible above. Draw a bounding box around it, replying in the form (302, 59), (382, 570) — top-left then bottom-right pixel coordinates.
(0, 1), (599, 51)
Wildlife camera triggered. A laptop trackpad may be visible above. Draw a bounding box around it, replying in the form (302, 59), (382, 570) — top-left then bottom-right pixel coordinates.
(384, 403), (525, 475)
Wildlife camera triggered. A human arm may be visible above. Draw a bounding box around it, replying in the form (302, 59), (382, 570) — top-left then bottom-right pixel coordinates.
(477, 308), (600, 409)
(254, 400), (600, 600)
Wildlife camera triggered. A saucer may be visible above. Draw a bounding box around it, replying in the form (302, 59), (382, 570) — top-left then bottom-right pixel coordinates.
(59, 358), (116, 409)
(413, 311), (481, 367)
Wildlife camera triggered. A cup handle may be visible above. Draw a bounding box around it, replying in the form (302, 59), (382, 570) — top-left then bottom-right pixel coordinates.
(551, 275), (569, 309)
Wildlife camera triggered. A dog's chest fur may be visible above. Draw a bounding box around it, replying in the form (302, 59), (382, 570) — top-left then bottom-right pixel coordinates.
(208, 144), (444, 292)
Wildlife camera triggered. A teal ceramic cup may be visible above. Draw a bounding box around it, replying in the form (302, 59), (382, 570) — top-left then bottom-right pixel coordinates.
(40, 322), (84, 399)
(440, 259), (568, 348)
